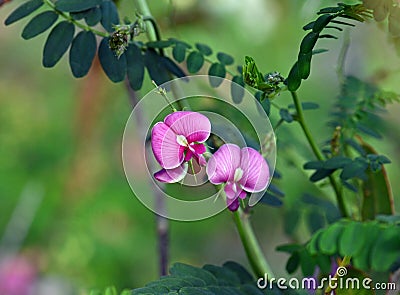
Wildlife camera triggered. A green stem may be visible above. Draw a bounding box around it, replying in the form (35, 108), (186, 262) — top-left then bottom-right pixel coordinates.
(290, 91), (349, 217)
(324, 255), (351, 294)
(43, 0), (109, 37)
(133, 0), (157, 41)
(232, 209), (275, 278)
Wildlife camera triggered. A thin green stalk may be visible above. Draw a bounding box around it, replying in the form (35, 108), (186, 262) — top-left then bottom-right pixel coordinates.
(290, 91), (349, 217)
(325, 255), (351, 294)
(232, 209), (275, 278)
(43, 0), (109, 37)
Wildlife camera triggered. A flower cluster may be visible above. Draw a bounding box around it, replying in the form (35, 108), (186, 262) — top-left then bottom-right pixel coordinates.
(151, 111), (270, 211)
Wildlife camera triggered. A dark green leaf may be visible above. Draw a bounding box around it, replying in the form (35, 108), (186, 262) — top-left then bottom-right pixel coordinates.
(144, 49), (170, 86)
(276, 243), (302, 254)
(195, 43), (212, 56)
(147, 277), (189, 291)
(55, 0), (102, 13)
(339, 222), (366, 256)
(125, 44), (144, 90)
(340, 158), (369, 181)
(147, 40), (173, 49)
(318, 222), (344, 255)
(307, 210), (326, 233)
(312, 48), (329, 55)
(186, 51), (204, 73)
(257, 96), (270, 116)
(259, 193), (283, 207)
(288, 101), (320, 110)
(297, 51), (312, 79)
(208, 63), (226, 87)
(356, 123), (381, 138)
(98, 37), (127, 82)
(323, 156), (352, 169)
(318, 6), (343, 14)
(303, 21), (315, 31)
(319, 34), (338, 39)
(299, 250), (316, 276)
(202, 265), (240, 285)
(352, 223), (380, 270)
(172, 43), (186, 63)
(303, 161), (323, 170)
(84, 7), (102, 26)
(377, 155), (391, 164)
(222, 261), (253, 283)
(217, 52), (234, 66)
(178, 287), (215, 295)
(231, 75), (245, 104)
(307, 229), (323, 255)
(316, 255), (332, 274)
(312, 14), (334, 33)
(43, 21), (75, 68)
(170, 263), (217, 285)
(279, 109), (293, 123)
(21, 10), (58, 40)
(69, 31), (97, 78)
(287, 62), (301, 91)
(268, 184), (284, 198)
(331, 20), (355, 27)
(299, 32), (319, 54)
(284, 209), (300, 236)
(70, 10), (88, 21)
(310, 168), (335, 182)
(286, 252), (300, 274)
(161, 56), (186, 78)
(371, 226), (400, 271)
(100, 0), (119, 32)
(5, 0), (43, 26)
(326, 25), (343, 31)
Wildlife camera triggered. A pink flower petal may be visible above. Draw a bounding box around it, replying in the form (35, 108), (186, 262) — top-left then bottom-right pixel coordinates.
(164, 111), (211, 143)
(238, 190), (247, 199)
(224, 182), (238, 199)
(240, 147), (270, 193)
(227, 198), (240, 211)
(190, 143), (206, 155)
(154, 163), (188, 183)
(184, 149), (193, 162)
(206, 144), (241, 184)
(197, 154), (207, 166)
(151, 122), (185, 169)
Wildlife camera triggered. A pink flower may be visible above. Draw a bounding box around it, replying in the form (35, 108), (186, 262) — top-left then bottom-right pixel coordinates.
(206, 144), (270, 211)
(151, 111), (211, 183)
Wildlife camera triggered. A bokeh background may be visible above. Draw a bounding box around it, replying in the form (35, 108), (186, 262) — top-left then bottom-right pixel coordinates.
(0, 0), (399, 294)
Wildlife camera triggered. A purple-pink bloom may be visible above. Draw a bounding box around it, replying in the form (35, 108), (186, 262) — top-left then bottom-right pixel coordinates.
(206, 143), (270, 211)
(151, 111), (211, 183)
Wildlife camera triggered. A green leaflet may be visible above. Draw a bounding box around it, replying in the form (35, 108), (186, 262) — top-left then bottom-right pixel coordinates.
(98, 37), (127, 82)
(42, 21), (75, 68)
(21, 10), (58, 40)
(69, 31), (97, 78)
(126, 43), (145, 91)
(186, 51), (204, 73)
(208, 62), (226, 87)
(5, 0), (43, 26)
(100, 0), (120, 32)
(55, 0), (102, 13)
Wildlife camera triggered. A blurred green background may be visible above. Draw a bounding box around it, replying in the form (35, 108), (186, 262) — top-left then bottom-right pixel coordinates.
(0, 0), (399, 294)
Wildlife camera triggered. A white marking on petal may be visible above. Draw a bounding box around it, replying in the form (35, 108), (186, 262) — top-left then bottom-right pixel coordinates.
(233, 167), (244, 182)
(176, 134), (188, 147)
